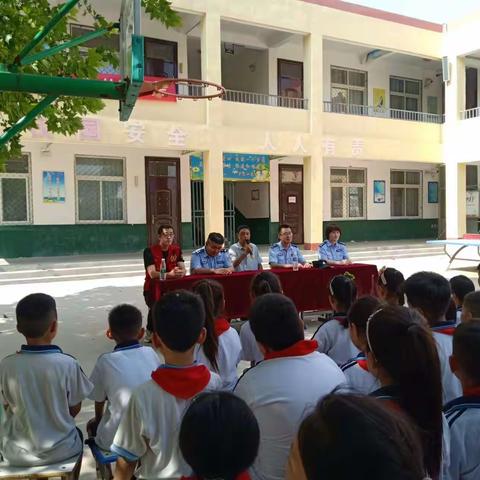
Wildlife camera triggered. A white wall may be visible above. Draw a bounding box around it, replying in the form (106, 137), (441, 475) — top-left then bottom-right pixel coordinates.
(234, 182), (270, 218)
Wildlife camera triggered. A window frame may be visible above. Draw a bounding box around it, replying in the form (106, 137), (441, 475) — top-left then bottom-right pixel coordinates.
(75, 155), (127, 224)
(0, 154), (32, 225)
(389, 76), (423, 113)
(330, 167), (367, 220)
(390, 169), (423, 218)
(330, 66), (368, 108)
(144, 36), (178, 78)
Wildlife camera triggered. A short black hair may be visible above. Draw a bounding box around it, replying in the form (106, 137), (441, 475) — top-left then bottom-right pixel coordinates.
(347, 295), (381, 332)
(463, 291), (480, 319)
(158, 224), (174, 235)
(249, 293), (303, 350)
(278, 223), (292, 234)
(325, 224), (342, 238)
(236, 224), (250, 234)
(449, 275), (475, 303)
(207, 232), (224, 245)
(179, 392), (260, 479)
(108, 304), (143, 340)
(153, 290), (205, 352)
(16, 293), (57, 339)
(404, 272), (451, 325)
(453, 321), (480, 384)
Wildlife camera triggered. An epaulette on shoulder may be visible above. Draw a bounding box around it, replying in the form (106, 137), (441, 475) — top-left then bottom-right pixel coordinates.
(221, 248), (228, 253)
(271, 243), (279, 248)
(338, 241), (346, 246)
(192, 247), (204, 254)
(320, 241), (328, 246)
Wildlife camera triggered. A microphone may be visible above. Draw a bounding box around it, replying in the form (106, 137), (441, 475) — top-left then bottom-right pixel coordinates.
(245, 239), (253, 256)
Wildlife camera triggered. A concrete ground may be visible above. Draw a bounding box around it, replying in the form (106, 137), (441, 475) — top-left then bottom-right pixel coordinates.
(0, 242), (479, 478)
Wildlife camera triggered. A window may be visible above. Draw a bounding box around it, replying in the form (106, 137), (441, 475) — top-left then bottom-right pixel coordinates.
(390, 170), (422, 217)
(330, 67), (367, 113)
(390, 76), (422, 113)
(467, 165), (478, 191)
(330, 168), (366, 219)
(0, 155), (31, 224)
(70, 24), (119, 52)
(144, 37), (177, 77)
(76, 157), (125, 222)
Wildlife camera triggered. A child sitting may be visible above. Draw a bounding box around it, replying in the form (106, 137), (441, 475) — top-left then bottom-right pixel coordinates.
(445, 321), (480, 480)
(449, 275), (475, 323)
(341, 296), (381, 395)
(377, 267), (405, 306)
(193, 280), (242, 390)
(179, 392), (260, 480)
(111, 290), (222, 479)
(313, 274), (358, 365)
(461, 290), (480, 322)
(0, 293), (93, 466)
(87, 304), (162, 451)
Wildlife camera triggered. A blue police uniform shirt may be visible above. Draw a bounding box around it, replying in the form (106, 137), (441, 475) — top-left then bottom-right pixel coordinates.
(268, 241), (305, 265)
(318, 240), (349, 261)
(190, 246), (232, 271)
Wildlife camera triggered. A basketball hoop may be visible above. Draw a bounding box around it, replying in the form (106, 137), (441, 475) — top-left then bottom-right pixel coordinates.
(139, 78), (225, 101)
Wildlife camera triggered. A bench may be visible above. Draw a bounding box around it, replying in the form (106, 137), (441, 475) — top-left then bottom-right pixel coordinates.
(0, 455), (81, 480)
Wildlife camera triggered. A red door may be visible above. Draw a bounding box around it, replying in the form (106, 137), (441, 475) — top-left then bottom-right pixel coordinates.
(279, 165), (304, 244)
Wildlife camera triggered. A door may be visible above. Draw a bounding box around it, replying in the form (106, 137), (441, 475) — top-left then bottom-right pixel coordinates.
(277, 59), (303, 107)
(466, 67), (478, 111)
(279, 165), (304, 244)
(145, 157), (181, 245)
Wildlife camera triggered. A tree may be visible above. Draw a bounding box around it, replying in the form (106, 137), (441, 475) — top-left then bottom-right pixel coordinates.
(0, 0), (181, 162)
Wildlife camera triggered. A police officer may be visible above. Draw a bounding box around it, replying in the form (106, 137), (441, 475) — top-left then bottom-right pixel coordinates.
(269, 224), (312, 269)
(319, 224), (351, 265)
(190, 232), (234, 275)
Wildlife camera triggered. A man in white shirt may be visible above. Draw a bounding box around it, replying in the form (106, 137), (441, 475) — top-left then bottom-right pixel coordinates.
(229, 225), (263, 272)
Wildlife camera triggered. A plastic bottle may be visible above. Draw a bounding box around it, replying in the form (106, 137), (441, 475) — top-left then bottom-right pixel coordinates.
(160, 259), (167, 280)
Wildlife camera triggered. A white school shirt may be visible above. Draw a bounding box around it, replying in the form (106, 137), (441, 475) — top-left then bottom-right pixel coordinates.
(234, 349), (346, 480)
(89, 342), (162, 450)
(444, 394), (480, 480)
(196, 325), (242, 390)
(111, 367), (222, 479)
(313, 316), (359, 366)
(240, 321), (263, 365)
(0, 345), (93, 466)
(341, 354), (380, 395)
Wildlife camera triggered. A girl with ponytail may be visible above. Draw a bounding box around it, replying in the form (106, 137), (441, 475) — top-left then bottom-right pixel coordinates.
(193, 279), (242, 390)
(377, 267), (405, 306)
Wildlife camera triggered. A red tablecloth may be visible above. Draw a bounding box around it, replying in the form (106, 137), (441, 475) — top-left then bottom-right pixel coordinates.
(153, 264), (378, 318)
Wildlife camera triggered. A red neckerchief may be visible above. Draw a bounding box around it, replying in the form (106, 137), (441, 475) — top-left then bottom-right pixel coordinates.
(432, 323), (456, 336)
(357, 359), (369, 372)
(151, 365), (211, 400)
(215, 318), (230, 336)
(464, 386), (480, 397)
(181, 473), (251, 480)
(264, 339), (318, 360)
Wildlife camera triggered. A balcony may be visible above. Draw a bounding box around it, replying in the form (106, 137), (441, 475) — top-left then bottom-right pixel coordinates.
(461, 107), (480, 120)
(223, 89), (308, 109)
(324, 101), (444, 124)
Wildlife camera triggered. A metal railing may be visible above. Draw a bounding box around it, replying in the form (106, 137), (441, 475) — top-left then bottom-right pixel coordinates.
(223, 89), (308, 109)
(323, 101), (444, 124)
(460, 107), (480, 120)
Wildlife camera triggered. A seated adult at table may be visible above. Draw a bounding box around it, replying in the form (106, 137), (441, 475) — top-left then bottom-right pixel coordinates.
(319, 224), (352, 265)
(229, 225), (263, 272)
(269, 224), (312, 269)
(191, 232), (234, 275)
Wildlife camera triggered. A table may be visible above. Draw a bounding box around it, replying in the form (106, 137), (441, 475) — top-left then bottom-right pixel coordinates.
(427, 238), (480, 269)
(153, 264), (378, 319)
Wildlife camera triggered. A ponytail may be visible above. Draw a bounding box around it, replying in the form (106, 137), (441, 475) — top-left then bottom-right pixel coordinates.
(250, 271), (282, 299)
(378, 268), (405, 305)
(328, 274), (357, 324)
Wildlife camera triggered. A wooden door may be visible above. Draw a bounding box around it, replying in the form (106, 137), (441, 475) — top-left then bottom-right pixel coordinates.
(279, 165), (304, 244)
(145, 157), (181, 245)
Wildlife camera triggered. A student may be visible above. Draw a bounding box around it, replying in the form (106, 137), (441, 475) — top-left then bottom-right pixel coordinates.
(235, 293), (345, 480)
(366, 306), (444, 479)
(0, 293), (93, 466)
(292, 393), (425, 480)
(179, 392), (260, 480)
(404, 271), (462, 403)
(87, 304), (162, 451)
(444, 321), (480, 480)
(240, 271), (283, 366)
(461, 290), (480, 322)
(313, 274), (359, 366)
(449, 275), (475, 323)
(377, 267), (405, 306)
(112, 290), (222, 480)
(341, 296), (381, 395)
(193, 280), (242, 390)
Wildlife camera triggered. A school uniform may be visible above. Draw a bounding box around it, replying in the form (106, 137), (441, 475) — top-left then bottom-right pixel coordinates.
(312, 315), (359, 366)
(196, 319), (242, 391)
(0, 345), (93, 466)
(456, 306), (462, 325)
(444, 387), (480, 480)
(240, 321), (263, 365)
(341, 353), (380, 395)
(234, 339), (346, 480)
(89, 341), (162, 450)
(112, 363), (222, 479)
(431, 323), (462, 403)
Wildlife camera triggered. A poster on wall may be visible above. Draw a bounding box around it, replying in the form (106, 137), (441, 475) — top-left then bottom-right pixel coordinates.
(373, 180), (385, 203)
(428, 181), (439, 204)
(373, 88), (386, 112)
(190, 155), (204, 181)
(43, 171), (65, 203)
(466, 190), (480, 217)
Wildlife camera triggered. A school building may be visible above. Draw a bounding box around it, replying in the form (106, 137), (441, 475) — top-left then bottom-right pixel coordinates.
(1, 0), (480, 257)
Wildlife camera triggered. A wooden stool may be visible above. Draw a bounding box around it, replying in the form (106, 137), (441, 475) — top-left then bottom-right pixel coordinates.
(0, 454), (81, 480)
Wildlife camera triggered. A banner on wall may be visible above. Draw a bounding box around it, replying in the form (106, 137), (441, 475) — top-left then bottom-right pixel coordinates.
(190, 154), (270, 182)
(43, 171), (65, 203)
(373, 88), (386, 111)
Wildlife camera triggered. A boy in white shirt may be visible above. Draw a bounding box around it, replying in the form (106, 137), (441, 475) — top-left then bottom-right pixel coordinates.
(112, 290), (222, 480)
(234, 293), (346, 480)
(87, 304), (162, 451)
(0, 293), (93, 467)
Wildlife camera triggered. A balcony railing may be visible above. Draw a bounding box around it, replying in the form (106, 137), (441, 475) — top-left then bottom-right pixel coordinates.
(223, 89), (308, 110)
(460, 107), (480, 120)
(323, 101), (444, 124)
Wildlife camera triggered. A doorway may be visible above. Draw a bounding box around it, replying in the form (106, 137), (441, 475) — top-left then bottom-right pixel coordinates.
(279, 164), (304, 244)
(145, 157), (181, 245)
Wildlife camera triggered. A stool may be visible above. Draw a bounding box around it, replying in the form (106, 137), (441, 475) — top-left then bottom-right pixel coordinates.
(0, 454), (81, 480)
(85, 439), (117, 480)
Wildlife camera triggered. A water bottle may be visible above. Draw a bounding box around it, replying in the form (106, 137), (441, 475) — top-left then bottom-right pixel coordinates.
(160, 258), (167, 280)
(292, 255), (299, 271)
